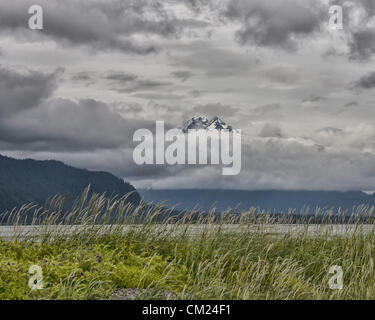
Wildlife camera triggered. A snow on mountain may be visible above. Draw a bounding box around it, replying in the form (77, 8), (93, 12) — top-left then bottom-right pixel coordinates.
(182, 116), (233, 133)
(206, 116), (233, 131)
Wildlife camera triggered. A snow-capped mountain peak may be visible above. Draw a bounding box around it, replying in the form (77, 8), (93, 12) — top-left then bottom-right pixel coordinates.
(182, 116), (233, 133)
(206, 116), (233, 131)
(182, 116), (209, 132)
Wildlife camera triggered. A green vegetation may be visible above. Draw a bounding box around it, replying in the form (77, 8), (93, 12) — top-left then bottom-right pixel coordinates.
(1, 190), (375, 300)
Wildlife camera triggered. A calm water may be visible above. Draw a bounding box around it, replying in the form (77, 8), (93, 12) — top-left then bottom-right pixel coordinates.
(0, 224), (374, 239)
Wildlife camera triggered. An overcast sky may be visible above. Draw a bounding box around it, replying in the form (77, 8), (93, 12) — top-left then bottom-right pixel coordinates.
(1, 0), (375, 191)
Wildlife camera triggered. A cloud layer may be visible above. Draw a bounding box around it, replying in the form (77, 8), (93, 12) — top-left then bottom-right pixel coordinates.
(0, 0), (375, 191)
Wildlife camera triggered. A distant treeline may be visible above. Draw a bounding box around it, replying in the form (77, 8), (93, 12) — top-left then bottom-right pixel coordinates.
(0, 154), (140, 216)
(140, 189), (375, 214)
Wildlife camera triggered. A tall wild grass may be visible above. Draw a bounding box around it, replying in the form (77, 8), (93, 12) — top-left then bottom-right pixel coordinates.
(1, 187), (375, 300)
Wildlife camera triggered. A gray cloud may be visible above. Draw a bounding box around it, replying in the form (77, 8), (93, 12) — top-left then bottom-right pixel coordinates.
(344, 101), (358, 108)
(1, 0), (375, 191)
(316, 127), (343, 134)
(172, 70), (194, 82)
(330, 0), (375, 60)
(353, 72), (375, 90)
(0, 66), (153, 151)
(127, 137), (375, 191)
(71, 72), (93, 82)
(189, 90), (205, 98)
(104, 71), (138, 84)
(111, 102), (144, 114)
(172, 41), (258, 77)
(253, 104), (281, 117)
(87, 70), (173, 93)
(0, 0), (199, 55)
(187, 0), (375, 61)
(348, 30), (375, 61)
(0, 67), (170, 153)
(132, 93), (185, 100)
(2, 0), (374, 62)
(302, 96), (327, 103)
(261, 66), (300, 85)
(187, 103), (241, 122)
(223, 0), (323, 51)
(0, 98), (154, 152)
(115, 79), (171, 93)
(259, 123), (283, 138)
(0, 66), (60, 117)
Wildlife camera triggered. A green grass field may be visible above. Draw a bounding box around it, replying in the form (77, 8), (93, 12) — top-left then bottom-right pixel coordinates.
(1, 190), (375, 300)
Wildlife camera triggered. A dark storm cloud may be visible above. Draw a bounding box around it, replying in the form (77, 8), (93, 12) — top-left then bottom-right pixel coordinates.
(0, 97), (155, 152)
(348, 30), (375, 61)
(223, 0), (324, 51)
(1, 0), (373, 62)
(353, 72), (375, 90)
(185, 0), (338, 54)
(0, 66), (155, 151)
(2, 0), (375, 190)
(187, 0), (375, 61)
(0, 0), (197, 55)
(0, 66), (60, 117)
(330, 0), (375, 60)
(0, 66), (169, 153)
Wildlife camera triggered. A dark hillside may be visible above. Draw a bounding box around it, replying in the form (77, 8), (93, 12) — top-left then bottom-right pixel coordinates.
(0, 155), (140, 213)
